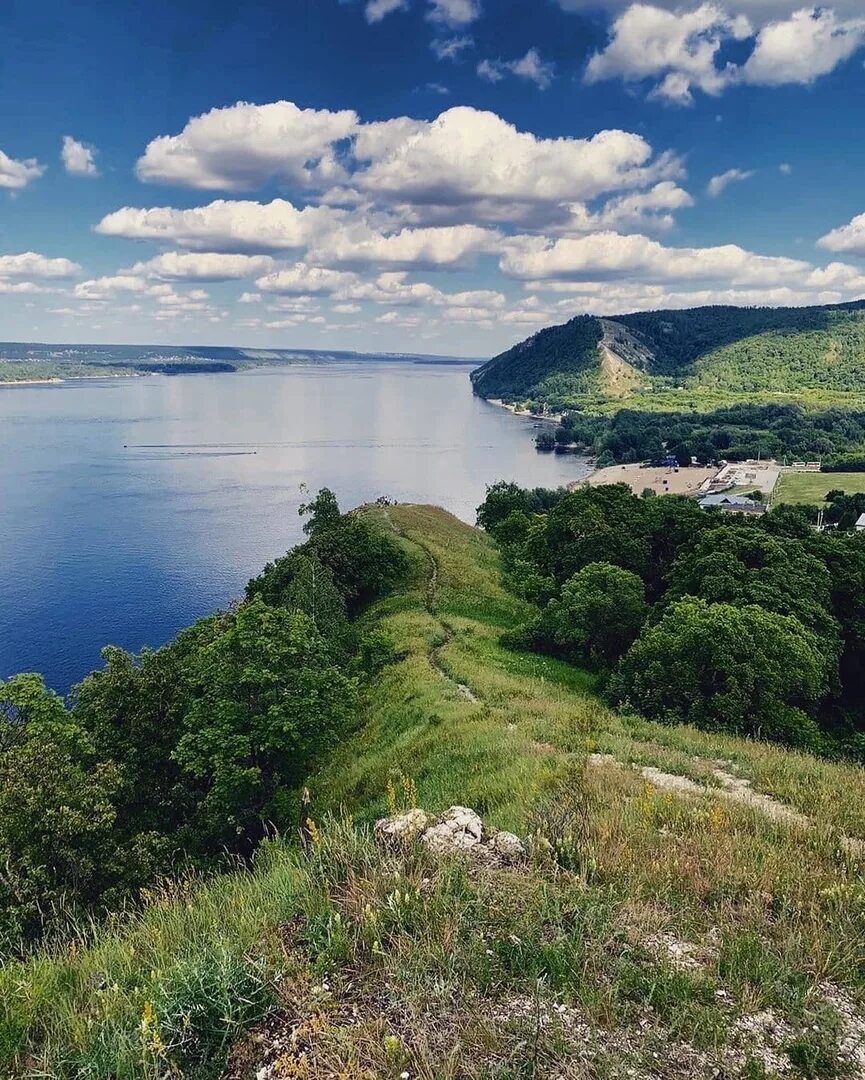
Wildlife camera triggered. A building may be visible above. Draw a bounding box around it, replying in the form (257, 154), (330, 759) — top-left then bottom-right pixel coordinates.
(855, 513), (865, 531)
(698, 493), (766, 515)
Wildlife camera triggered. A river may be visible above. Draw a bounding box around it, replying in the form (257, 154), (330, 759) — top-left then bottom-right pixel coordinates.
(0, 361), (590, 691)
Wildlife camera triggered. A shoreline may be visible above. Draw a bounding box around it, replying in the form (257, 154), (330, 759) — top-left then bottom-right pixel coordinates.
(483, 396), (563, 424)
(0, 372), (143, 387)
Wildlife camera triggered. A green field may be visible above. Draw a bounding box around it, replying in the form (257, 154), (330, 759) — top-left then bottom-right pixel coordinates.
(5, 506), (865, 1077)
(775, 470), (865, 504)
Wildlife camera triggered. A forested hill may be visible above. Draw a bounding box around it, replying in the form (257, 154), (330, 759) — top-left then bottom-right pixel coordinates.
(471, 299), (865, 410)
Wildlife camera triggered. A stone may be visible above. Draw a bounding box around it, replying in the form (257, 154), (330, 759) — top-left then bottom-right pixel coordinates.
(420, 806), (484, 855)
(375, 808), (430, 842)
(486, 830), (525, 860)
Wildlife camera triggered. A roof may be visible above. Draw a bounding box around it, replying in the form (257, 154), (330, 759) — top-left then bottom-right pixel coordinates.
(855, 513), (865, 527)
(699, 494), (761, 509)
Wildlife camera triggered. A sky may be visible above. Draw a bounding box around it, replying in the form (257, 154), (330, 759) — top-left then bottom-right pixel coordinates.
(2, 0), (865, 356)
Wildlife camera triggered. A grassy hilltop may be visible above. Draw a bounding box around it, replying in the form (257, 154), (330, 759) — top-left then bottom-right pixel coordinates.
(471, 301), (865, 413)
(4, 505), (865, 1079)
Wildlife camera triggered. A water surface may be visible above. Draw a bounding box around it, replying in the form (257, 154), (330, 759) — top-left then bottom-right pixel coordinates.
(0, 362), (589, 691)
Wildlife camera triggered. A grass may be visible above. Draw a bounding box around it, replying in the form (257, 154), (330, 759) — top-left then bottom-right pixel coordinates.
(775, 471), (865, 505)
(2, 505), (865, 1078)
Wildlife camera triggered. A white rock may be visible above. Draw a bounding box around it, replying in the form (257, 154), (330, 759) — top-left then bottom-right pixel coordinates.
(420, 806), (484, 855)
(487, 830), (525, 859)
(375, 808), (430, 842)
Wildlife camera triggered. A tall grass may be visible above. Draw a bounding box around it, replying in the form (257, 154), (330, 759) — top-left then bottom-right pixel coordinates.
(3, 504), (864, 1078)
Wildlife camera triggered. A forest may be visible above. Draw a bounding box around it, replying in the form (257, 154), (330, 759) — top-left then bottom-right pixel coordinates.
(478, 481), (865, 759)
(539, 402), (865, 467)
(0, 491), (407, 950)
(472, 300), (865, 412)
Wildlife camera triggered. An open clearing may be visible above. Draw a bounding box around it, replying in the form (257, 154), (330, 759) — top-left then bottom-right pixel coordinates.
(583, 462), (717, 495)
(775, 469), (865, 504)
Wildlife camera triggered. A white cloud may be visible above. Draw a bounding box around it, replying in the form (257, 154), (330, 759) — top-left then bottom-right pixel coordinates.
(95, 199), (343, 252)
(779, 162), (792, 174)
(557, 0), (865, 20)
(742, 8), (865, 86)
(585, 3), (865, 103)
(365, 0), (408, 20)
(350, 106), (682, 225)
(476, 59), (504, 82)
(0, 281), (53, 295)
(586, 3), (751, 104)
(61, 136), (99, 177)
(256, 264), (361, 296)
(706, 167), (754, 196)
(427, 0), (480, 27)
(128, 252), (275, 281)
(121, 103), (684, 241)
(478, 48), (555, 88)
(0, 252), (80, 278)
(0, 149), (45, 190)
(819, 212), (865, 257)
(584, 181), (695, 231)
(311, 222), (501, 268)
(500, 230), (816, 287)
(135, 100), (357, 190)
(431, 34), (473, 59)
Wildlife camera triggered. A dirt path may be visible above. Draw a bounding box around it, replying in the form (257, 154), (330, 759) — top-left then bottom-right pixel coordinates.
(383, 509), (479, 704)
(589, 754), (864, 855)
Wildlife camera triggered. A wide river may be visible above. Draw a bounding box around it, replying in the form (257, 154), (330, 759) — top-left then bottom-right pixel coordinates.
(0, 361), (590, 692)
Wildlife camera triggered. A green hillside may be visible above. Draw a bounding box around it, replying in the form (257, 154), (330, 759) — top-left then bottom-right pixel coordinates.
(5, 505), (865, 1078)
(471, 300), (865, 411)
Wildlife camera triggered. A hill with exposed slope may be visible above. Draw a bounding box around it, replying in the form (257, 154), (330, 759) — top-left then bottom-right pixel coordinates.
(5, 505), (865, 1078)
(471, 300), (865, 411)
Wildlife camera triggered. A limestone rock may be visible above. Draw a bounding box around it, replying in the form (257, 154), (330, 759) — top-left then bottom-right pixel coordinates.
(375, 807), (430, 843)
(487, 829), (525, 860)
(421, 806), (484, 855)
(374, 804), (526, 867)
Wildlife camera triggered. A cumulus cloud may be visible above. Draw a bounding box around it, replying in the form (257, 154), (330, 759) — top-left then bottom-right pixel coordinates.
(61, 136), (99, 177)
(95, 199), (343, 252)
(742, 8), (865, 86)
(557, 0), (865, 20)
(349, 106), (682, 225)
(477, 48), (555, 88)
(585, 2), (865, 103)
(119, 103), (685, 239)
(72, 274), (215, 318)
(0, 149), (45, 190)
(0, 252), (80, 278)
(499, 230), (816, 287)
(586, 4), (751, 104)
(311, 222), (501, 269)
(586, 181), (695, 231)
(706, 167), (754, 196)
(128, 252), (275, 282)
(818, 212), (865, 257)
(135, 100), (357, 190)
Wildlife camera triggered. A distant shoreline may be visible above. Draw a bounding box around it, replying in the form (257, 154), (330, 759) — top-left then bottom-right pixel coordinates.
(483, 396), (563, 424)
(0, 372), (140, 387)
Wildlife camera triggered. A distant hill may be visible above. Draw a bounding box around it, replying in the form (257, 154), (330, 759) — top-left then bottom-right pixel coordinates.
(471, 300), (865, 411)
(0, 342), (480, 382)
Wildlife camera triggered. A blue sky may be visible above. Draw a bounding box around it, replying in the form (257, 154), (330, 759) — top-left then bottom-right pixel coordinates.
(3, 0), (865, 355)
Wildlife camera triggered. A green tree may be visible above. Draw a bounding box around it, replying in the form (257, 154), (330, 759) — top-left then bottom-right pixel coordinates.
(536, 562), (647, 669)
(611, 599), (826, 747)
(0, 676), (125, 944)
(665, 525), (841, 679)
(173, 599), (357, 852)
